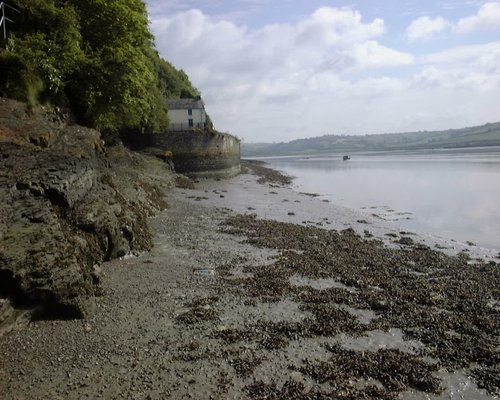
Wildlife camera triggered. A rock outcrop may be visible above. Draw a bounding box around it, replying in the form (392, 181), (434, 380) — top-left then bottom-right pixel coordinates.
(0, 98), (174, 322)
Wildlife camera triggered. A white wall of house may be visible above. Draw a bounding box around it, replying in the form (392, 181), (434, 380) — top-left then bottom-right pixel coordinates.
(168, 108), (206, 130)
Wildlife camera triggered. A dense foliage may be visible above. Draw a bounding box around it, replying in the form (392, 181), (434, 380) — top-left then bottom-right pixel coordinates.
(0, 0), (200, 133)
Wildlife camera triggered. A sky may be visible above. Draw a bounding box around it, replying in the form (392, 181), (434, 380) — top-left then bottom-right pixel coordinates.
(146, 0), (500, 143)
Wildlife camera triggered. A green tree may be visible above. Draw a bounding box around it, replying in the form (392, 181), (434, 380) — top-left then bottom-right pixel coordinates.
(0, 0), (203, 134)
(1, 0), (83, 105)
(156, 58), (200, 99)
(66, 0), (168, 132)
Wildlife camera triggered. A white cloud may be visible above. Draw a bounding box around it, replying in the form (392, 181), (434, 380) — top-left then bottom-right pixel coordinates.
(455, 2), (500, 33)
(406, 16), (450, 41)
(419, 41), (500, 64)
(150, 7), (500, 141)
(295, 7), (385, 47)
(151, 7), (404, 92)
(413, 65), (498, 90)
(413, 41), (500, 94)
(348, 41), (414, 68)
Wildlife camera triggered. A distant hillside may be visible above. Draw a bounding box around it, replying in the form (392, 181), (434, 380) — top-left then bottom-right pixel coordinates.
(242, 122), (500, 157)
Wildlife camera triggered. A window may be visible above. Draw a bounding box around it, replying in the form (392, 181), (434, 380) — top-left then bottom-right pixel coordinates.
(188, 108), (193, 115)
(188, 119), (193, 127)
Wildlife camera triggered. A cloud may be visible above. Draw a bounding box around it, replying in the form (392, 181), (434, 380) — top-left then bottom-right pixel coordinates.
(295, 7), (385, 47)
(455, 2), (500, 33)
(413, 42), (500, 93)
(406, 16), (450, 41)
(419, 41), (500, 64)
(150, 7), (500, 141)
(405, 3), (500, 41)
(150, 7), (405, 90)
(413, 65), (497, 90)
(348, 41), (414, 68)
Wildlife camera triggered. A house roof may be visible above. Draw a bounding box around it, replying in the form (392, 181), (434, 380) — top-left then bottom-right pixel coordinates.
(166, 98), (205, 110)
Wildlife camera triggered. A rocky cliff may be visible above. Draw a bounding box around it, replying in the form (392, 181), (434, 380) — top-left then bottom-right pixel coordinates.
(0, 99), (175, 325)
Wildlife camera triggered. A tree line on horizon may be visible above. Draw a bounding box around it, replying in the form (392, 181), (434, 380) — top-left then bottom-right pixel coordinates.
(0, 0), (200, 134)
(242, 122), (500, 157)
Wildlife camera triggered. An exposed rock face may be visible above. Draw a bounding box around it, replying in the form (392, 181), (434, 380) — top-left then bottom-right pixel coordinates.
(0, 98), (174, 320)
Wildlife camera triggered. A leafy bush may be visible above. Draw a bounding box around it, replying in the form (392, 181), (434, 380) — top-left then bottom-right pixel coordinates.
(0, 51), (43, 106)
(0, 0), (200, 134)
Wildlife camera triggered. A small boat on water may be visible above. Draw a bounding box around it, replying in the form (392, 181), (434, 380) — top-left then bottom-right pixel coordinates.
(343, 155), (350, 161)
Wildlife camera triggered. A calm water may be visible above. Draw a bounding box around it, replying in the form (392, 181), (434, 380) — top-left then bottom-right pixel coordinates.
(261, 147), (500, 250)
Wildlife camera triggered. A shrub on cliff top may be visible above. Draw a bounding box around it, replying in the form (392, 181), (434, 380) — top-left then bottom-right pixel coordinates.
(0, 0), (199, 134)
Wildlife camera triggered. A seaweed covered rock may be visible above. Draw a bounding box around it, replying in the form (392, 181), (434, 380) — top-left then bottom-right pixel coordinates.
(0, 98), (174, 320)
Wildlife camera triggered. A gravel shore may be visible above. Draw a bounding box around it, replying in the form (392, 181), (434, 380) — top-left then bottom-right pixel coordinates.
(0, 163), (498, 399)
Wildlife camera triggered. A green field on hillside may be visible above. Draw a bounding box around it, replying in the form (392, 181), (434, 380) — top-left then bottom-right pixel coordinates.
(242, 122), (500, 157)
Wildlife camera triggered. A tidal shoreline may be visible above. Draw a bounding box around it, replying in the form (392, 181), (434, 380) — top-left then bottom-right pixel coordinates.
(0, 161), (498, 399)
(208, 160), (499, 261)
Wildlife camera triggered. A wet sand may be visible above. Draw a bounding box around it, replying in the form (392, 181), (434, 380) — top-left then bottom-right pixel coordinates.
(0, 163), (498, 399)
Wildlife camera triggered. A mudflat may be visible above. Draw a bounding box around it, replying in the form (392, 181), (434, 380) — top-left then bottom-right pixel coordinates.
(0, 163), (499, 400)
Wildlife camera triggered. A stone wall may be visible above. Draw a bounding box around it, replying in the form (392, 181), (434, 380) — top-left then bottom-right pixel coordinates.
(124, 130), (241, 178)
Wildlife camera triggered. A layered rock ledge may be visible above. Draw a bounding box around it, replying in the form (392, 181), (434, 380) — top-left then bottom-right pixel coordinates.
(0, 99), (175, 323)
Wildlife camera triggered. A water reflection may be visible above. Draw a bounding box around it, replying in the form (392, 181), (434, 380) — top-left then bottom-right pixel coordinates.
(263, 147), (500, 250)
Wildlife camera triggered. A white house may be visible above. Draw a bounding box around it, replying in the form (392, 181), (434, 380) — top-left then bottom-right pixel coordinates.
(166, 98), (207, 131)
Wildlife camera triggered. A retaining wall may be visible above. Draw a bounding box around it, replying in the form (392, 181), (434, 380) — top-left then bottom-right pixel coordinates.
(123, 130), (241, 178)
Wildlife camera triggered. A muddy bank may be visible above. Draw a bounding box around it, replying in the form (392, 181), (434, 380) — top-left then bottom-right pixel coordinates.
(241, 160), (292, 186)
(219, 214), (499, 398)
(1, 163), (498, 399)
(193, 160), (500, 262)
(0, 98), (175, 323)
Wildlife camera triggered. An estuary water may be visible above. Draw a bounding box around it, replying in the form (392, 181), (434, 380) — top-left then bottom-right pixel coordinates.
(261, 146), (500, 250)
